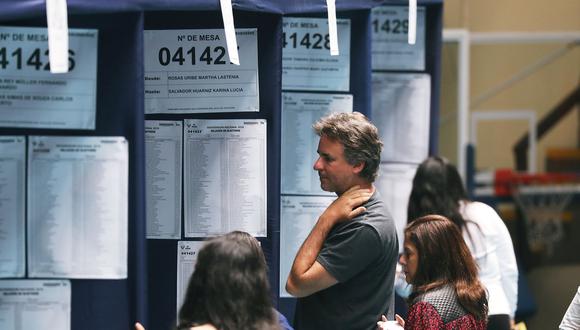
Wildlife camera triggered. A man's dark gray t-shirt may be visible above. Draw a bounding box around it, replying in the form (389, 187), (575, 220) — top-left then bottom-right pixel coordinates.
(294, 190), (398, 330)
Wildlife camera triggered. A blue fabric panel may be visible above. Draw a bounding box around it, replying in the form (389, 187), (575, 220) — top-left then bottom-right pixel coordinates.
(280, 0), (443, 14)
(0, 0), (443, 21)
(424, 2), (443, 155)
(348, 10), (373, 116)
(278, 298), (297, 328)
(143, 10), (283, 330)
(146, 240), (177, 330)
(0, 11), (147, 330)
(0, 0), (141, 20)
(0, 1), (443, 329)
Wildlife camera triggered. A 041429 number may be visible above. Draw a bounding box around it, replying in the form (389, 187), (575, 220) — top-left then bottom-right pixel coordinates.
(282, 32), (330, 50)
(158, 46), (230, 66)
(372, 19), (409, 35)
(0, 47), (76, 71)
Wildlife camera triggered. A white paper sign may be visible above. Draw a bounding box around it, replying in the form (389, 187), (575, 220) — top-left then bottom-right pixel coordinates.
(279, 195), (334, 297)
(282, 17), (351, 91)
(145, 121), (183, 239)
(144, 29), (259, 114)
(219, 0), (239, 65)
(46, 0), (69, 74)
(183, 119), (267, 237)
(371, 6), (426, 71)
(0, 26), (98, 129)
(0, 280), (71, 330)
(371, 73), (430, 163)
(0, 137), (25, 278)
(281, 92), (352, 195)
(375, 163), (418, 252)
(27, 136), (128, 278)
(176, 241), (204, 317)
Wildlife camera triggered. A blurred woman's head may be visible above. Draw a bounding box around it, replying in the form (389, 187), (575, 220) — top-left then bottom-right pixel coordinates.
(178, 231), (277, 330)
(402, 215), (488, 320)
(407, 156), (468, 229)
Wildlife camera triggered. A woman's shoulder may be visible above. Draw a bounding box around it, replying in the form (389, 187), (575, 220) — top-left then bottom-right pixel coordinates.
(414, 285), (455, 302)
(461, 200), (506, 231)
(412, 285), (469, 324)
(462, 200), (497, 218)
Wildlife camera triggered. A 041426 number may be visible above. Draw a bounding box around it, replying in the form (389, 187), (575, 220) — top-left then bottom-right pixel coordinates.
(282, 32), (330, 50)
(158, 46), (229, 66)
(372, 19), (409, 35)
(0, 47), (76, 71)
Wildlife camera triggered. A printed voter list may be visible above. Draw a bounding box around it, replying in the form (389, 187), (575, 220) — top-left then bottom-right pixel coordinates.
(0, 136), (26, 278)
(183, 119), (267, 237)
(176, 241), (204, 317)
(145, 120), (183, 239)
(0, 280), (71, 330)
(371, 72), (431, 163)
(27, 136), (128, 279)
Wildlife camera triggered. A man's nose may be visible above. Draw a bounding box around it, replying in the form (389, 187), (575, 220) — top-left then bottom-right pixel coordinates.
(398, 254), (405, 264)
(313, 157), (322, 170)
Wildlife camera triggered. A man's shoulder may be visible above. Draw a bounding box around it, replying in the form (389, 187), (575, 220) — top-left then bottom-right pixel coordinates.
(360, 190), (389, 216)
(355, 189), (398, 254)
(359, 190), (396, 232)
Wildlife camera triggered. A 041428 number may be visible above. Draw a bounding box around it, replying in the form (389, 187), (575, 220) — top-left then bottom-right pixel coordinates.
(282, 32), (330, 50)
(0, 47), (76, 71)
(372, 19), (409, 35)
(158, 46), (229, 66)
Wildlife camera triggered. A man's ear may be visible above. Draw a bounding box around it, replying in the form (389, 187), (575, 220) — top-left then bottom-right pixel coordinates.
(352, 161), (365, 175)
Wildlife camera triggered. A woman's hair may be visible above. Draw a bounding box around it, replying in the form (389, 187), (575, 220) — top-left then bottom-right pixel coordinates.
(177, 231), (278, 330)
(407, 156), (469, 230)
(405, 215), (488, 320)
(313, 111), (383, 182)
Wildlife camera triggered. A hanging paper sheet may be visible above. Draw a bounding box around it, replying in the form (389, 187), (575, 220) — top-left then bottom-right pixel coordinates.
(282, 17), (351, 91)
(0, 26), (98, 129)
(371, 6), (426, 71)
(144, 29), (259, 114)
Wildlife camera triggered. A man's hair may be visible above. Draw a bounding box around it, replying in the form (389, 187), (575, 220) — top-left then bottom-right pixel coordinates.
(313, 112), (383, 182)
(405, 215), (488, 320)
(177, 231), (279, 330)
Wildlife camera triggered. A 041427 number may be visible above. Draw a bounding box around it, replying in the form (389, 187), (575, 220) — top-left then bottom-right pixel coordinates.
(282, 32), (330, 50)
(158, 46), (230, 66)
(0, 47), (76, 71)
(372, 19), (409, 35)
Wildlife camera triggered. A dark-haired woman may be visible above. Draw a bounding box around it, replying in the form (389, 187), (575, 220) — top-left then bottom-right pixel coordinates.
(177, 231), (280, 330)
(379, 215), (488, 330)
(137, 231), (281, 330)
(407, 157), (518, 330)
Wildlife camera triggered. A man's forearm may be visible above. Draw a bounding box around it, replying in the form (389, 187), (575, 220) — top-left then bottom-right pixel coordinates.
(292, 214), (333, 275)
(286, 186), (371, 297)
(286, 214), (334, 295)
